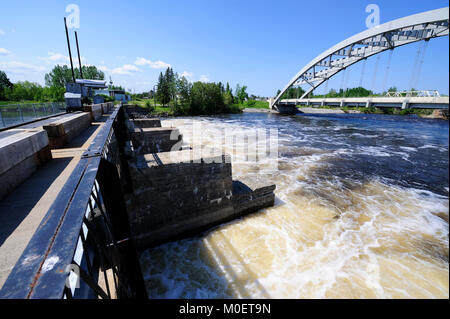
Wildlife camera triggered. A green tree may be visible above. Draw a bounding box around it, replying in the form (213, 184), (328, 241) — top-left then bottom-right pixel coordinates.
(223, 82), (234, 106)
(235, 84), (248, 104)
(0, 70), (13, 100)
(388, 86), (397, 93)
(156, 71), (170, 106)
(45, 64), (105, 88)
(177, 76), (191, 103)
(189, 82), (226, 115)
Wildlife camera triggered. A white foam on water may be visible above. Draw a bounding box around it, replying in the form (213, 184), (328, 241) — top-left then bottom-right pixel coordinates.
(141, 116), (449, 299)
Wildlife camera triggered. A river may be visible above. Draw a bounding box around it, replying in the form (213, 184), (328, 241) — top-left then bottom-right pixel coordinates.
(139, 112), (449, 299)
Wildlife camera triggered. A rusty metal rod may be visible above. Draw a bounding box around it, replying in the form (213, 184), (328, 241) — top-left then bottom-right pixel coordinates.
(74, 31), (83, 79)
(64, 17), (76, 83)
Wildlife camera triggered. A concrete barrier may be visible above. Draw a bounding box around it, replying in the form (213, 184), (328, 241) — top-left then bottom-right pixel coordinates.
(126, 150), (234, 248)
(100, 102), (114, 114)
(131, 127), (182, 154)
(123, 104), (148, 118)
(83, 104), (103, 121)
(0, 129), (52, 199)
(125, 149), (276, 249)
(43, 112), (91, 149)
(232, 179), (276, 216)
(130, 118), (161, 128)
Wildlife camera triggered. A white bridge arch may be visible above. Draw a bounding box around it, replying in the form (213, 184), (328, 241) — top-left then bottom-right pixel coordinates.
(271, 7), (449, 109)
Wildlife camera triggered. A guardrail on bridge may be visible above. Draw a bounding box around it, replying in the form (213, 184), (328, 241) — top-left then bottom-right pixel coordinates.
(0, 104), (148, 299)
(0, 102), (66, 129)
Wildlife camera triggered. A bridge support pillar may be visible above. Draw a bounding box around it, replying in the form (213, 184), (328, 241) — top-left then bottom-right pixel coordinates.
(340, 100), (344, 108)
(402, 99), (409, 110)
(366, 99), (371, 108)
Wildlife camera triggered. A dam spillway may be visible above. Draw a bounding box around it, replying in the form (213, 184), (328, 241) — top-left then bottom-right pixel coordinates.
(0, 103), (276, 298)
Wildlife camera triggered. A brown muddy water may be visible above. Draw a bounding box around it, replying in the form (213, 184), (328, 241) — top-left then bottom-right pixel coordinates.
(140, 112), (449, 299)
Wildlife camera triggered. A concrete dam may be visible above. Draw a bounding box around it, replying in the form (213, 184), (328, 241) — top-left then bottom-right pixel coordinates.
(0, 103), (275, 299)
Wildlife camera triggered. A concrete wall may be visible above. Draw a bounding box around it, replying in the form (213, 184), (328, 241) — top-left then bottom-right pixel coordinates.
(0, 129), (52, 199)
(130, 118), (161, 129)
(83, 104), (103, 121)
(131, 127), (183, 154)
(43, 112), (91, 149)
(121, 114), (276, 250)
(126, 150), (234, 248)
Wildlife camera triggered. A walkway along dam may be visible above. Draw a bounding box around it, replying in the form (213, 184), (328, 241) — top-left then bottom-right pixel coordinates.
(0, 103), (275, 298)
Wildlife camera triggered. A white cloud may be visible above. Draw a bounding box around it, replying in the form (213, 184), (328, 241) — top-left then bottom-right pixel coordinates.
(0, 60), (46, 73)
(111, 64), (140, 75)
(0, 48), (10, 55)
(0, 29), (4, 36)
(199, 74), (209, 82)
(38, 52), (86, 66)
(181, 71), (193, 79)
(134, 57), (171, 69)
(38, 52), (67, 62)
(98, 65), (110, 72)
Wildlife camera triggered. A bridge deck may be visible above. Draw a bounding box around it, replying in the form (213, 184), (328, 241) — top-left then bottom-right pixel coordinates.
(278, 96), (450, 109)
(0, 111), (113, 289)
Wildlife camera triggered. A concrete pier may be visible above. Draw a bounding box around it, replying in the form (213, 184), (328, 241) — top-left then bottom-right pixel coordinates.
(126, 150), (234, 248)
(126, 148), (276, 249)
(131, 127), (183, 154)
(43, 112), (91, 149)
(130, 118), (162, 128)
(83, 104), (103, 121)
(0, 129), (52, 200)
(120, 108), (276, 249)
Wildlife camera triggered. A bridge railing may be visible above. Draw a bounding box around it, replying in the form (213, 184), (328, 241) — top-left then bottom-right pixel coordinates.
(385, 90), (441, 98)
(0, 102), (66, 129)
(0, 104), (147, 299)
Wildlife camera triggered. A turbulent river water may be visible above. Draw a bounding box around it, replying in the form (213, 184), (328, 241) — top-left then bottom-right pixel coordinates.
(139, 112), (449, 299)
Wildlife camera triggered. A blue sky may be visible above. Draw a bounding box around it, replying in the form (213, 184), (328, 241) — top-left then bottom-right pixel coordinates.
(0, 0), (448, 96)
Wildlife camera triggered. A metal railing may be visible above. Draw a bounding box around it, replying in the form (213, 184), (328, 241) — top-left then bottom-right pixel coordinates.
(385, 90), (441, 98)
(0, 102), (66, 129)
(0, 104), (147, 299)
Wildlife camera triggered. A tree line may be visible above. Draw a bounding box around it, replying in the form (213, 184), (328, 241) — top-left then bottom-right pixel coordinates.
(152, 67), (249, 115)
(0, 65), (104, 103)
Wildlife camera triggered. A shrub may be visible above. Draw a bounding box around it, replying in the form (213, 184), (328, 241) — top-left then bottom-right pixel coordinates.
(145, 101), (155, 113)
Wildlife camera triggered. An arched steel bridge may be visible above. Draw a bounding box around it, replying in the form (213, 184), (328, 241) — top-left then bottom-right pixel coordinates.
(271, 7), (449, 109)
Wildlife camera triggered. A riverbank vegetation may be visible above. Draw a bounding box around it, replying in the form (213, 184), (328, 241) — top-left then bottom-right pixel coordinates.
(130, 67), (268, 116)
(0, 66), (105, 105)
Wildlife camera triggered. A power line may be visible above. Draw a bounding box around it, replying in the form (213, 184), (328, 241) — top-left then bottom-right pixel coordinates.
(412, 40), (429, 90)
(359, 59), (367, 88)
(340, 69), (346, 92)
(382, 49), (394, 93)
(371, 55), (381, 93)
(343, 67), (350, 97)
(409, 41), (423, 90)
